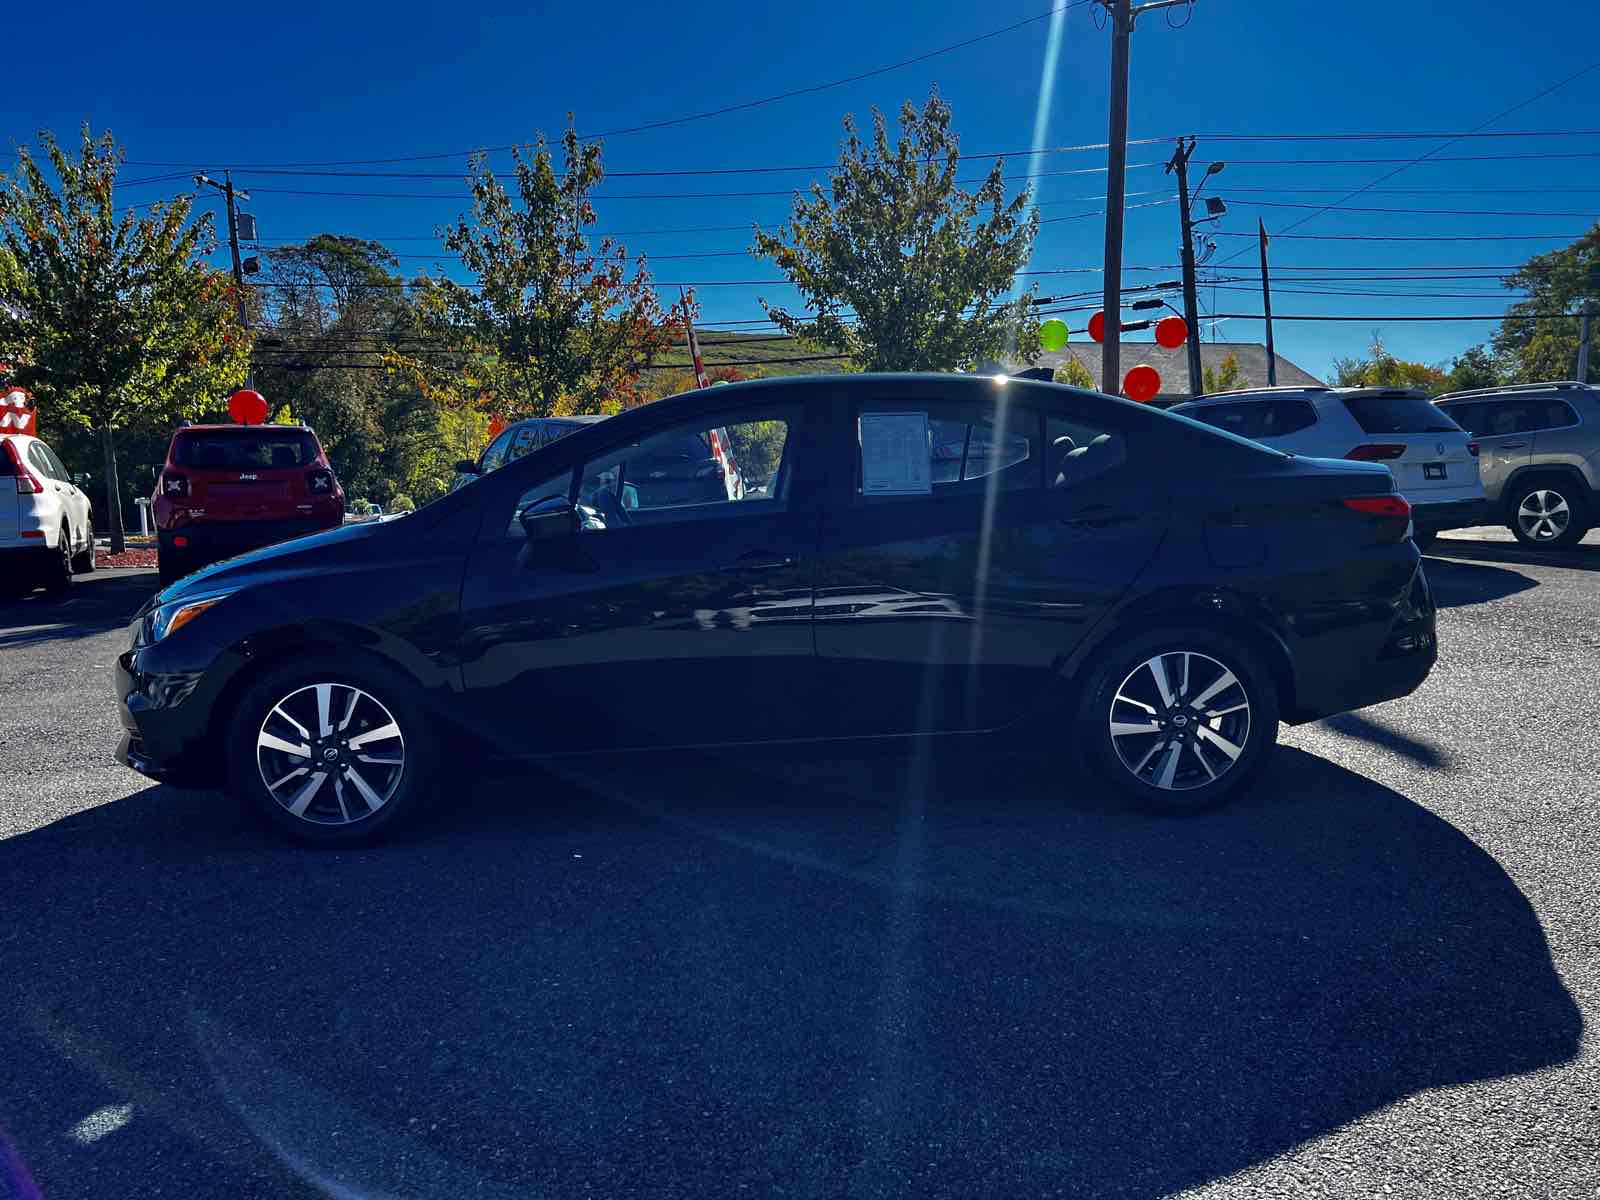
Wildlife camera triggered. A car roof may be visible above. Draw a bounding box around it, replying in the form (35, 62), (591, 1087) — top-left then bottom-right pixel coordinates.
(176, 423), (313, 433)
(1435, 381), (1599, 402)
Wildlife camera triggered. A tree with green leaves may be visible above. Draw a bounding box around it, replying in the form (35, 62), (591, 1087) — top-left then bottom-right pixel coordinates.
(413, 128), (683, 421)
(753, 92), (1040, 372)
(1492, 225), (1599, 383)
(1053, 357), (1097, 389)
(1444, 345), (1502, 393)
(1203, 353), (1242, 394)
(1331, 335), (1448, 393)
(0, 127), (251, 552)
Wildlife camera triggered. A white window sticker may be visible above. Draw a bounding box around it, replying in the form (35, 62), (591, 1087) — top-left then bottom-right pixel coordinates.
(859, 411), (932, 496)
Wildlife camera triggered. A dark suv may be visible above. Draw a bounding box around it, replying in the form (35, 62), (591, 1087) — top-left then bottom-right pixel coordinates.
(153, 423), (344, 583)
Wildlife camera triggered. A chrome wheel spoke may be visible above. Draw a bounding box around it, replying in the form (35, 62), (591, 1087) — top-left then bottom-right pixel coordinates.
(1189, 668), (1240, 710)
(1190, 740), (1217, 780)
(258, 731), (310, 760)
(1110, 718), (1163, 738)
(1145, 655), (1176, 707)
(1155, 742), (1182, 789)
(315, 684), (333, 738)
(343, 764), (388, 813)
(348, 721), (400, 750)
(271, 704), (311, 741)
(1131, 740), (1165, 775)
(285, 771), (329, 818)
(1196, 724), (1244, 761)
(337, 688), (360, 732)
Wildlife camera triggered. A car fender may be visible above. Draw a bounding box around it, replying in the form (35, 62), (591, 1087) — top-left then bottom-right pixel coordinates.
(1500, 462), (1594, 512)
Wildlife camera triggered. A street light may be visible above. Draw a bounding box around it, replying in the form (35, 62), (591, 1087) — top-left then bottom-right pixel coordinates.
(1192, 160), (1226, 203)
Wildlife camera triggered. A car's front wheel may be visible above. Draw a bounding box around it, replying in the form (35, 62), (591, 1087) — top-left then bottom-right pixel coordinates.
(1510, 480), (1589, 549)
(1078, 627), (1280, 815)
(44, 524), (73, 596)
(226, 656), (435, 846)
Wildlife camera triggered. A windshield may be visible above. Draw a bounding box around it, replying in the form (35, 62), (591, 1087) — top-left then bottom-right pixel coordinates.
(1341, 394), (1462, 435)
(174, 430), (319, 469)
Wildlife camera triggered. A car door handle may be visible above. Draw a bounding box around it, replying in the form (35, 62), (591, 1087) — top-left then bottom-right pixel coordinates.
(730, 551), (797, 572)
(1498, 440), (1528, 449)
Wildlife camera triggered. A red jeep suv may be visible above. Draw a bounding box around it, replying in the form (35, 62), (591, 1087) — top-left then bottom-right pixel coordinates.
(153, 423), (344, 584)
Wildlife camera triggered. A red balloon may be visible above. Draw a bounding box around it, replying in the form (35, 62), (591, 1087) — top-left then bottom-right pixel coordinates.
(228, 388), (269, 426)
(1088, 310), (1106, 344)
(1155, 315), (1190, 349)
(1123, 365), (1162, 403)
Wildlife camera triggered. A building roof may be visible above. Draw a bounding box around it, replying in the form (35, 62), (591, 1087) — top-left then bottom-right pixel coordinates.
(1009, 342), (1324, 396)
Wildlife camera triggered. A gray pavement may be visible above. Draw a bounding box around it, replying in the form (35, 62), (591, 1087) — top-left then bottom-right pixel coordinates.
(0, 534), (1596, 1198)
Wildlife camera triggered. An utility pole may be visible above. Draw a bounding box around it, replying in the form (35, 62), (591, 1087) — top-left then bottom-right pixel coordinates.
(1578, 298), (1594, 385)
(1098, 0), (1194, 395)
(1259, 219), (1277, 386)
(194, 172), (254, 387)
(1165, 137), (1204, 396)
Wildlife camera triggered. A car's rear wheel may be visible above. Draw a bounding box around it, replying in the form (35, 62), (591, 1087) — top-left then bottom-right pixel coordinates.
(226, 656), (435, 846)
(1078, 627), (1280, 815)
(71, 534), (96, 573)
(1510, 480), (1589, 549)
(44, 524), (73, 596)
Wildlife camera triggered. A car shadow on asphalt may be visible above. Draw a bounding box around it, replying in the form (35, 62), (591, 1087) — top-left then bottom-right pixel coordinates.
(1419, 555), (1538, 608)
(0, 570), (159, 650)
(0, 746), (1579, 1200)
(1429, 535), (1600, 574)
(1319, 711), (1448, 769)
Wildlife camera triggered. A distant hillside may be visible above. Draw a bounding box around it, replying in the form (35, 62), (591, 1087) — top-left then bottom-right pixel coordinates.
(649, 330), (847, 380)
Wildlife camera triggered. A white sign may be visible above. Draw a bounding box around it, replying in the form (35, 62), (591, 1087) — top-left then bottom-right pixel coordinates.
(860, 411), (931, 496)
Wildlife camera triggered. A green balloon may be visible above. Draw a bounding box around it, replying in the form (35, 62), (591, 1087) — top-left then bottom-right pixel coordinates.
(1040, 319), (1070, 352)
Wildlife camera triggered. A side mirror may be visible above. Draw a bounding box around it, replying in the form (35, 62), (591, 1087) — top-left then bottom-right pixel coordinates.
(517, 495), (579, 541)
(455, 459), (482, 476)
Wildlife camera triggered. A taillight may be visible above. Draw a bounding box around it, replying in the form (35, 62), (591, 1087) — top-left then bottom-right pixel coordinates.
(163, 473), (189, 499)
(1342, 495), (1412, 518)
(2, 440), (43, 494)
(1467, 442), (1480, 458)
(1345, 444), (1407, 462)
(307, 467), (336, 494)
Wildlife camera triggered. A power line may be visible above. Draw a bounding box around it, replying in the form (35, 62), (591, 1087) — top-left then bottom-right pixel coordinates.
(1220, 59), (1600, 266)
(1211, 231), (1588, 242)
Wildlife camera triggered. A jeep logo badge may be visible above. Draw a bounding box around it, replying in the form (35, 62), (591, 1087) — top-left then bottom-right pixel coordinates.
(239, 473), (257, 481)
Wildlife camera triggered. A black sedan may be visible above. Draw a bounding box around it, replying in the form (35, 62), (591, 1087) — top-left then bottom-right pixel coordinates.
(114, 374), (1436, 845)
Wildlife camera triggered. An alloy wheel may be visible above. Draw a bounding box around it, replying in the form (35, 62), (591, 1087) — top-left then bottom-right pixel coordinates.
(1516, 489), (1570, 542)
(1108, 650), (1252, 792)
(255, 683), (406, 826)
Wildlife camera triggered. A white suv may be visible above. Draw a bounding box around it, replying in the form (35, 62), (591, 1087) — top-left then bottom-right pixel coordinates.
(1, 433), (96, 597)
(1169, 386), (1487, 544)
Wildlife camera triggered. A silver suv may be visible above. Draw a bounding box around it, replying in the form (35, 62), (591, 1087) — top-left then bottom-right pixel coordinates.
(1434, 382), (1600, 549)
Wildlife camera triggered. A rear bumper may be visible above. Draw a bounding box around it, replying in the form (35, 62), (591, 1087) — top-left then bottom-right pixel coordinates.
(1284, 558), (1437, 724)
(0, 542), (53, 570)
(159, 516), (340, 562)
(1412, 498), (1490, 533)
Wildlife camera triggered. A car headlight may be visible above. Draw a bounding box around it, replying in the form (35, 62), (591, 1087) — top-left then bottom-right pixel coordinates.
(146, 590), (237, 644)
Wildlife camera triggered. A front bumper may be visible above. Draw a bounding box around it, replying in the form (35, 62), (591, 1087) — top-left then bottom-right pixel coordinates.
(1412, 498), (1490, 533)
(113, 636), (232, 787)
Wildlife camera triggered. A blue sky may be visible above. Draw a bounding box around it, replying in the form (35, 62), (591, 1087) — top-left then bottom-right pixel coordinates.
(8, 0), (1597, 381)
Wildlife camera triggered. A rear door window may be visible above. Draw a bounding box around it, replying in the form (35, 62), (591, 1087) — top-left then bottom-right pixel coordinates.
(855, 400), (1040, 500)
(26, 442), (62, 481)
(1534, 399), (1580, 431)
(1341, 394), (1461, 435)
(175, 430), (319, 469)
(1262, 400), (1318, 436)
(1183, 402), (1261, 439)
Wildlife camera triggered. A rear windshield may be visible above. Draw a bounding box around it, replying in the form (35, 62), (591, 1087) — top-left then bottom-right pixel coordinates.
(1341, 394), (1461, 435)
(174, 430), (319, 469)
(637, 433), (712, 462)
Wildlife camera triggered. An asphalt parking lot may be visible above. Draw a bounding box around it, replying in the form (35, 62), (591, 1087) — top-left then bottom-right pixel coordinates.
(1, 531), (1597, 1199)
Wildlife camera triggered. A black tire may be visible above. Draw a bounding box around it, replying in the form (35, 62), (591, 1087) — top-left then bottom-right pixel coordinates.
(1509, 478), (1590, 549)
(1076, 626), (1280, 816)
(226, 653), (435, 847)
(72, 536), (96, 573)
(43, 524), (73, 596)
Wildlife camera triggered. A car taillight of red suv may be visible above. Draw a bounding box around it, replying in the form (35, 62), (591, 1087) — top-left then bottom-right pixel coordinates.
(153, 423), (345, 585)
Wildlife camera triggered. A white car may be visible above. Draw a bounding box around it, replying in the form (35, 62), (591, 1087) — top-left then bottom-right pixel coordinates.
(1169, 386), (1488, 545)
(1, 432), (96, 597)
